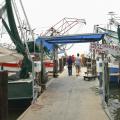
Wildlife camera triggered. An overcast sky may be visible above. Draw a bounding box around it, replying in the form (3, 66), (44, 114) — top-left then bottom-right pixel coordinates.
(22, 0), (120, 32)
(1, 0), (120, 55)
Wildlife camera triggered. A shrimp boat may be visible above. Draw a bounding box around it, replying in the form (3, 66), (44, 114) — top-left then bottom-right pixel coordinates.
(94, 12), (120, 84)
(0, 50), (35, 108)
(0, 0), (41, 105)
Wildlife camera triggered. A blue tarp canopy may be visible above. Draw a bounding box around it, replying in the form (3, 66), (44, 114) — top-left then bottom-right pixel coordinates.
(36, 33), (104, 44)
(36, 37), (54, 51)
(35, 33), (105, 50)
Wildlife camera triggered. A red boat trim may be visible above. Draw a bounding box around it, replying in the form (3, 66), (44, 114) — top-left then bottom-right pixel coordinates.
(0, 63), (21, 68)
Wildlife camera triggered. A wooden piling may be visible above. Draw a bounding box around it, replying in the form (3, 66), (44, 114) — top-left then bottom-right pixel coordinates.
(53, 46), (58, 78)
(0, 71), (8, 120)
(40, 40), (45, 93)
(59, 58), (63, 72)
(104, 62), (109, 103)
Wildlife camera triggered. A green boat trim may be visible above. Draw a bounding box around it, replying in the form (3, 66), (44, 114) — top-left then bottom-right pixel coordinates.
(8, 79), (33, 100)
(8, 79), (32, 83)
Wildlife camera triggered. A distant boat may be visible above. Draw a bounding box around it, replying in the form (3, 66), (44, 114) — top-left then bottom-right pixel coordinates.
(94, 12), (120, 84)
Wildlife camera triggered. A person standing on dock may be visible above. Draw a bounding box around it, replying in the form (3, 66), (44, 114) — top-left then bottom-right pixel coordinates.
(67, 55), (73, 76)
(75, 53), (81, 76)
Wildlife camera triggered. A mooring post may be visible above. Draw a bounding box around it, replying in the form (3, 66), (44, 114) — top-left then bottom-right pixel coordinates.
(40, 39), (45, 92)
(0, 70), (8, 120)
(53, 45), (58, 78)
(104, 58), (109, 103)
(119, 61), (120, 85)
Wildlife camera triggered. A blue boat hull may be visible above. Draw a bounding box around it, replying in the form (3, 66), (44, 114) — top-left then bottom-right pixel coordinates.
(98, 67), (119, 83)
(8, 79), (33, 100)
(109, 67), (119, 83)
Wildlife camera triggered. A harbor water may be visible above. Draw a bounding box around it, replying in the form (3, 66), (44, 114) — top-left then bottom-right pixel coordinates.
(8, 108), (26, 120)
(108, 83), (120, 120)
(8, 100), (31, 120)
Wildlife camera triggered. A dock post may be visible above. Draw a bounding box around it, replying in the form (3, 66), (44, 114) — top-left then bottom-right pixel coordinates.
(53, 45), (58, 78)
(59, 58), (63, 72)
(118, 61), (120, 85)
(40, 39), (46, 93)
(0, 71), (8, 120)
(103, 61), (109, 103)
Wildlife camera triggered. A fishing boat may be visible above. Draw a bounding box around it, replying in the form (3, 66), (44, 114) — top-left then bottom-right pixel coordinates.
(0, 0), (42, 106)
(93, 12), (120, 84)
(0, 48), (38, 106)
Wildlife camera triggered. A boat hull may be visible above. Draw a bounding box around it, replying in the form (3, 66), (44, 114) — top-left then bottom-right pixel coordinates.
(8, 79), (33, 100)
(98, 66), (119, 84)
(109, 67), (119, 83)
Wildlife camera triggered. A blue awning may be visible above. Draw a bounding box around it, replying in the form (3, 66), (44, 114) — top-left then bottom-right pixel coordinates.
(35, 37), (54, 51)
(36, 33), (105, 45)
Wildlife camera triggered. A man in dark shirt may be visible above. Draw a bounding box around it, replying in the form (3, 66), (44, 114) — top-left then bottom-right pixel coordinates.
(67, 56), (73, 76)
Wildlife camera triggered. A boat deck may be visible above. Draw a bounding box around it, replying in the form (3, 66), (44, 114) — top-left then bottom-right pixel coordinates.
(18, 67), (109, 120)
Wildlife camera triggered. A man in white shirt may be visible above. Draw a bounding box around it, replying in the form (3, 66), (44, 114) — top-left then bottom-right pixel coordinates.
(75, 53), (81, 76)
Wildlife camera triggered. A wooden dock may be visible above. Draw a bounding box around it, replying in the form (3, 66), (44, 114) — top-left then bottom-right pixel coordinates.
(17, 67), (109, 120)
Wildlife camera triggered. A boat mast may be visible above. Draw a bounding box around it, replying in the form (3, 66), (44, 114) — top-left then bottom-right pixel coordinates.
(2, 0), (32, 79)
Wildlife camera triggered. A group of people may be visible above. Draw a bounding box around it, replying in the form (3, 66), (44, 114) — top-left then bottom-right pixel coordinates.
(66, 53), (81, 76)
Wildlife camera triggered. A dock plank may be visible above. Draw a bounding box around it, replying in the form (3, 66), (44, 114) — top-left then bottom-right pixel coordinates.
(17, 67), (109, 120)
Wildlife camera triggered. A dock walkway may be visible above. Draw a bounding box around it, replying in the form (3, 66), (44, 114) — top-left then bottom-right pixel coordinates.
(18, 67), (109, 120)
